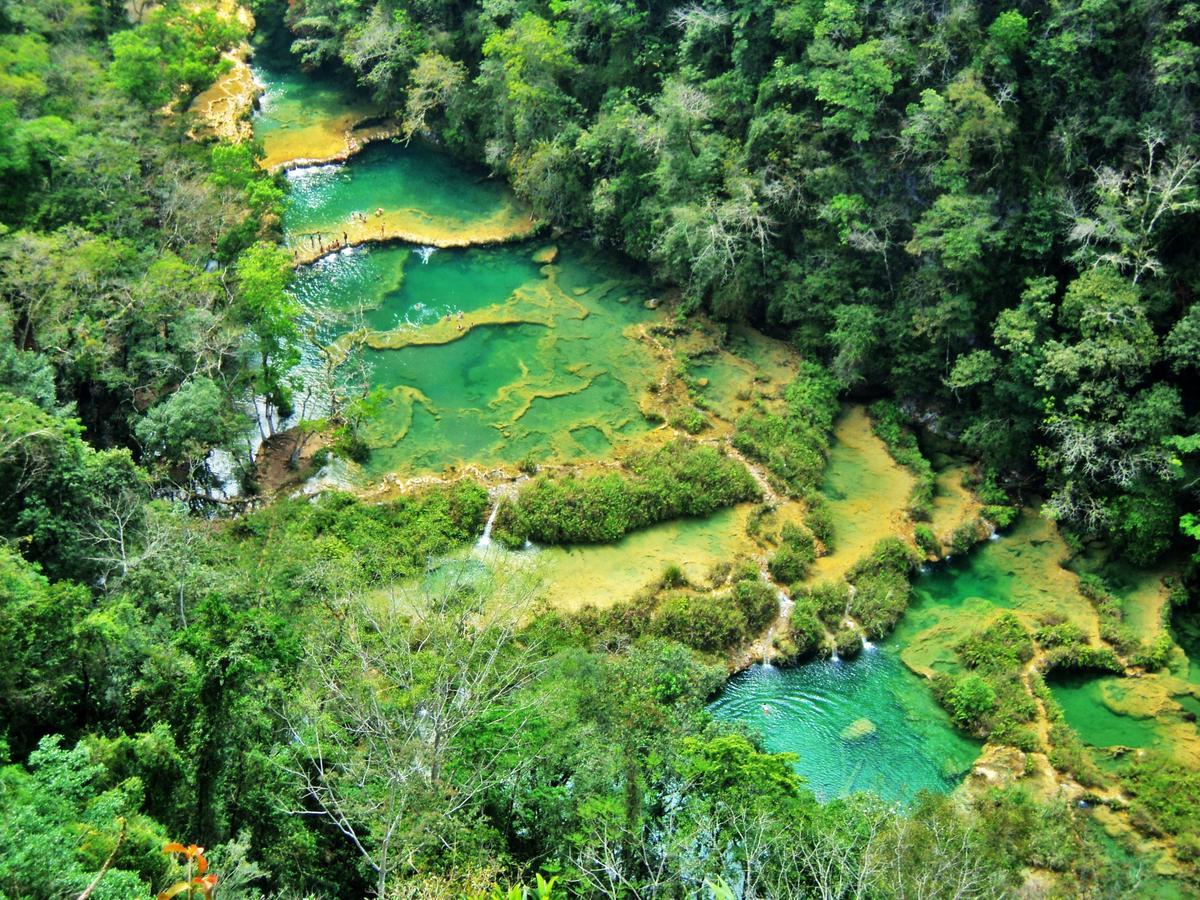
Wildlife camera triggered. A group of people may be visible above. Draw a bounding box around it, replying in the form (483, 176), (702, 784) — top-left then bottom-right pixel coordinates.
(288, 209), (389, 260)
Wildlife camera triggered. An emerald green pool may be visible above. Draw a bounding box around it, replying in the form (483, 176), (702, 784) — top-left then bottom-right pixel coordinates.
(709, 650), (978, 803)
(283, 141), (525, 243)
(252, 47), (380, 171)
(291, 241), (658, 477)
(1050, 675), (1160, 749)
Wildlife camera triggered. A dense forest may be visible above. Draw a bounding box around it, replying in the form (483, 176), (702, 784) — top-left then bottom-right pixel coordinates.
(1, 0), (1199, 896)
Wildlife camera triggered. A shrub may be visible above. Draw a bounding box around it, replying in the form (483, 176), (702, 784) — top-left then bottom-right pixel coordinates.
(1042, 644), (1123, 673)
(507, 441), (759, 544)
(651, 593), (747, 652)
(669, 406), (707, 434)
(946, 674), (997, 728)
(768, 523), (816, 583)
(982, 504), (1018, 529)
(732, 362), (839, 496)
(660, 563), (687, 588)
(805, 496), (835, 548)
(834, 627), (863, 658)
(789, 601), (825, 660)
(808, 580), (851, 625)
(869, 400), (935, 520)
(957, 613), (1033, 672)
(950, 521), (981, 555)
(846, 539), (919, 637)
(731, 578), (779, 633)
(1034, 621), (1087, 648)
(1130, 633), (1173, 670)
(1047, 722), (1104, 787)
(914, 524), (940, 557)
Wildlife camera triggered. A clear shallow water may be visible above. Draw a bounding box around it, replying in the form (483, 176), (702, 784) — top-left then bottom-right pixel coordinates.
(283, 141), (527, 244)
(710, 649), (978, 803)
(291, 241), (659, 477)
(533, 505), (757, 611)
(253, 52), (662, 480)
(252, 51), (380, 170)
(1050, 675), (1161, 749)
(895, 512), (1100, 676)
(808, 405), (914, 583)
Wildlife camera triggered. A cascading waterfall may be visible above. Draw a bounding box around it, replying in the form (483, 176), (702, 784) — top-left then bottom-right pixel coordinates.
(477, 498), (502, 548)
(416, 246), (436, 263)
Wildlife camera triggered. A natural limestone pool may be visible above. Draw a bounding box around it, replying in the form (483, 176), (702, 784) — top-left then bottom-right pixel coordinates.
(709, 650), (978, 803)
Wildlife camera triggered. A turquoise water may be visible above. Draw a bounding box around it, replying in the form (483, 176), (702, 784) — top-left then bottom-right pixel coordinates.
(291, 241), (658, 476)
(710, 649), (978, 803)
(1049, 675), (1160, 749)
(283, 142), (523, 240)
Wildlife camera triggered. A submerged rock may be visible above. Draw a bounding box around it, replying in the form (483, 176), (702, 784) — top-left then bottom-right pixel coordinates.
(532, 244), (559, 264)
(644, 297), (661, 309)
(841, 717), (876, 741)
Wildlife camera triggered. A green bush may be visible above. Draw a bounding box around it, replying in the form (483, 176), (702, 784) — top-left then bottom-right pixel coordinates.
(807, 580), (851, 625)
(982, 504), (1018, 529)
(945, 674), (997, 728)
(789, 600), (826, 660)
(768, 523), (817, 584)
(1034, 621), (1088, 648)
(660, 563), (687, 588)
(669, 406), (708, 434)
(1047, 722), (1105, 787)
(804, 496), (835, 548)
(506, 441), (759, 544)
(1130, 633), (1173, 670)
(914, 524), (940, 557)
(949, 521), (981, 555)
(846, 538), (920, 637)
(731, 578), (779, 633)
(651, 593), (748, 652)
(834, 627), (863, 658)
(732, 362), (839, 497)
(957, 613), (1033, 672)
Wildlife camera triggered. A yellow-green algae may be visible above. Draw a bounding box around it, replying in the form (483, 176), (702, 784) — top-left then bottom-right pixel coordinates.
(808, 405), (916, 583)
(292, 241), (665, 478)
(189, 50), (259, 143)
(896, 512), (1103, 678)
(928, 463), (981, 547)
(531, 504), (759, 612)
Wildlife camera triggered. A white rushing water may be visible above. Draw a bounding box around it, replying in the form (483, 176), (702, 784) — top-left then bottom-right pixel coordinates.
(477, 498), (502, 548)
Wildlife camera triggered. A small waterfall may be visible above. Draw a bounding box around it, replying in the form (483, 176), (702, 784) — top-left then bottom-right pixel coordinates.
(830, 645), (841, 663)
(862, 637), (876, 652)
(416, 246), (436, 263)
(988, 525), (1000, 541)
(477, 498), (501, 548)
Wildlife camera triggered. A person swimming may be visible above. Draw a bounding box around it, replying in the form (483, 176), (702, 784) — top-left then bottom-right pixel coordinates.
(762, 704), (771, 716)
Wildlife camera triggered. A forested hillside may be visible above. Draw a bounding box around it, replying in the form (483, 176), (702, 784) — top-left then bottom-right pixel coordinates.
(0, 0), (1198, 896)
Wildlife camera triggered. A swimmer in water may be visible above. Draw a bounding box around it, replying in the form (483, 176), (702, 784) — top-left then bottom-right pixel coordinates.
(762, 704), (770, 716)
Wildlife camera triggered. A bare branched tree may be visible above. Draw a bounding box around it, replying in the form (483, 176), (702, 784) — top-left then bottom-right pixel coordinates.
(282, 558), (547, 897)
(1067, 131), (1200, 282)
